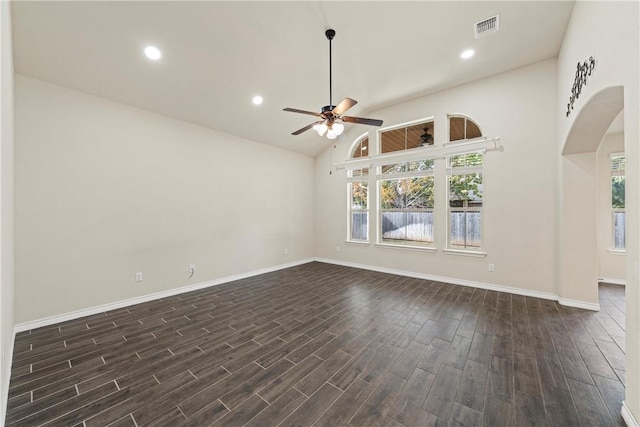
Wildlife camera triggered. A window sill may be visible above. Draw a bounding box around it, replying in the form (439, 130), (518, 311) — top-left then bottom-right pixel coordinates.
(607, 249), (626, 255)
(345, 240), (370, 246)
(374, 243), (436, 253)
(443, 248), (487, 258)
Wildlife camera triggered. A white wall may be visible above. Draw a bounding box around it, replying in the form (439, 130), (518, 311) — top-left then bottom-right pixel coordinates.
(597, 133), (625, 283)
(559, 151), (598, 304)
(0, 0), (14, 422)
(557, 1), (640, 423)
(14, 75), (315, 324)
(315, 59), (559, 298)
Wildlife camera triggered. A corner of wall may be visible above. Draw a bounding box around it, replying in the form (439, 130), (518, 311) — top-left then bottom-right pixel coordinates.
(0, 0), (16, 423)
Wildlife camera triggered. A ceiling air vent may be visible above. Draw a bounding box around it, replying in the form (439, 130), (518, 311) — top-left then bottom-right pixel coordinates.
(474, 15), (500, 38)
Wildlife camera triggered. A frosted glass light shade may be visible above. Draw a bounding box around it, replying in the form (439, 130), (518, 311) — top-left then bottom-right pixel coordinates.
(313, 123), (328, 136)
(332, 123), (344, 136)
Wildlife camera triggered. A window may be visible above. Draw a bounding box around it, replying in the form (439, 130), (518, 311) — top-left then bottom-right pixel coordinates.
(352, 136), (369, 159)
(447, 153), (483, 250)
(377, 120), (435, 247)
(611, 154), (625, 250)
(348, 136), (369, 241)
(449, 115), (482, 141)
(349, 181), (368, 241)
(381, 121), (434, 153)
(344, 114), (489, 253)
(379, 160), (435, 246)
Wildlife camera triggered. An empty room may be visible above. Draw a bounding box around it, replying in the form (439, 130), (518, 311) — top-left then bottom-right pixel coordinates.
(0, 1), (639, 426)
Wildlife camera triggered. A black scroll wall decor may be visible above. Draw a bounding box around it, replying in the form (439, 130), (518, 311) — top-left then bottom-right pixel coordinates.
(566, 56), (596, 117)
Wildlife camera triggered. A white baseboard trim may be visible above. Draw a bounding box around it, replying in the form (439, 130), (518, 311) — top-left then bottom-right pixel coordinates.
(622, 401), (639, 427)
(557, 297), (600, 311)
(315, 257), (558, 300)
(14, 258), (315, 333)
(15, 255), (604, 334)
(315, 257), (600, 311)
(599, 277), (626, 286)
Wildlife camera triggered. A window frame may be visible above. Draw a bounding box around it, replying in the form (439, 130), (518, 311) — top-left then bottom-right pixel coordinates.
(342, 115), (492, 256)
(378, 117), (436, 154)
(348, 178), (369, 242)
(446, 152), (484, 252)
(377, 162), (436, 249)
(447, 114), (483, 143)
(374, 118), (437, 250)
(347, 134), (371, 243)
(610, 152), (626, 251)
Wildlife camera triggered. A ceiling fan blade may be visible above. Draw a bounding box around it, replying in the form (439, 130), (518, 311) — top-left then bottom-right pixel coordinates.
(283, 107), (322, 117)
(292, 121), (323, 135)
(341, 116), (384, 127)
(332, 98), (357, 115)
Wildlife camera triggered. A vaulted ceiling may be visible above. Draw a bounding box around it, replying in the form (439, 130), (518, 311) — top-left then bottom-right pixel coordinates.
(11, 1), (575, 157)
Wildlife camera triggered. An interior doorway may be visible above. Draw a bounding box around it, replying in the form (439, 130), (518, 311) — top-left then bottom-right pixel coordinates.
(597, 111), (626, 285)
(560, 86), (624, 307)
(561, 85), (626, 422)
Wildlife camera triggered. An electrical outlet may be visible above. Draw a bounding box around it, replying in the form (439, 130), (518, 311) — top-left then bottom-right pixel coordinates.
(189, 264), (196, 272)
(284, 248), (289, 255)
(488, 264), (495, 272)
(135, 272), (143, 282)
(336, 246), (341, 252)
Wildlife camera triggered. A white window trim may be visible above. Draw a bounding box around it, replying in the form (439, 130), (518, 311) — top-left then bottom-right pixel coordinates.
(611, 208), (625, 251)
(341, 116), (498, 256)
(607, 248), (626, 255)
(442, 135), (490, 148)
(347, 174), (369, 184)
(378, 116), (436, 134)
(443, 248), (488, 257)
(347, 179), (369, 243)
(447, 113), (484, 142)
(446, 156), (484, 252)
(374, 243), (437, 253)
(610, 153), (625, 250)
(377, 164), (436, 248)
(345, 240), (370, 247)
(376, 169), (434, 180)
(346, 133), (371, 244)
(335, 137), (500, 172)
(348, 132), (370, 157)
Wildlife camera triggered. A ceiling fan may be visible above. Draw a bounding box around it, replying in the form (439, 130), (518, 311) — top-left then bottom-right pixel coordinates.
(283, 29), (383, 139)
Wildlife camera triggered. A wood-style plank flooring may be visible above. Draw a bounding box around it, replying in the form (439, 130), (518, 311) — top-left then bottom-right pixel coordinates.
(6, 262), (626, 426)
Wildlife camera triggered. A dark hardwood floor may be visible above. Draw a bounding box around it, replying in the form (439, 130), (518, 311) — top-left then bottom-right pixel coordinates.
(5, 262), (626, 426)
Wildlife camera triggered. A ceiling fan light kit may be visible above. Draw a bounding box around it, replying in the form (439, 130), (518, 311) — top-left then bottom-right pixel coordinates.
(284, 29), (383, 139)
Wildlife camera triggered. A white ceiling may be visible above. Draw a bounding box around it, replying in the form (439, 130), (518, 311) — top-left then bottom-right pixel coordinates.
(11, 1), (575, 157)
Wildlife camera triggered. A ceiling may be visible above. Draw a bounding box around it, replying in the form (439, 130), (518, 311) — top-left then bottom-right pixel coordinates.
(11, 1), (575, 157)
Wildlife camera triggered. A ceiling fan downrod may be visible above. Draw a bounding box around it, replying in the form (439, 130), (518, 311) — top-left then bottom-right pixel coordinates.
(282, 27), (383, 137)
(326, 29), (335, 110)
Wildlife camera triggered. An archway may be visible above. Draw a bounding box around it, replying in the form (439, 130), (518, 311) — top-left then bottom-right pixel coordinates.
(559, 85), (627, 423)
(563, 86), (624, 155)
(559, 86), (624, 308)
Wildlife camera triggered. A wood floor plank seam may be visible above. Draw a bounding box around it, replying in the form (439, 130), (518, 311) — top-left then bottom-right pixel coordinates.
(5, 264), (627, 426)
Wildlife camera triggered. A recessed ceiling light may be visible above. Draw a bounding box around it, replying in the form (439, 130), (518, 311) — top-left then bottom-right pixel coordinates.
(144, 46), (162, 61)
(460, 49), (475, 59)
(252, 95), (263, 105)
